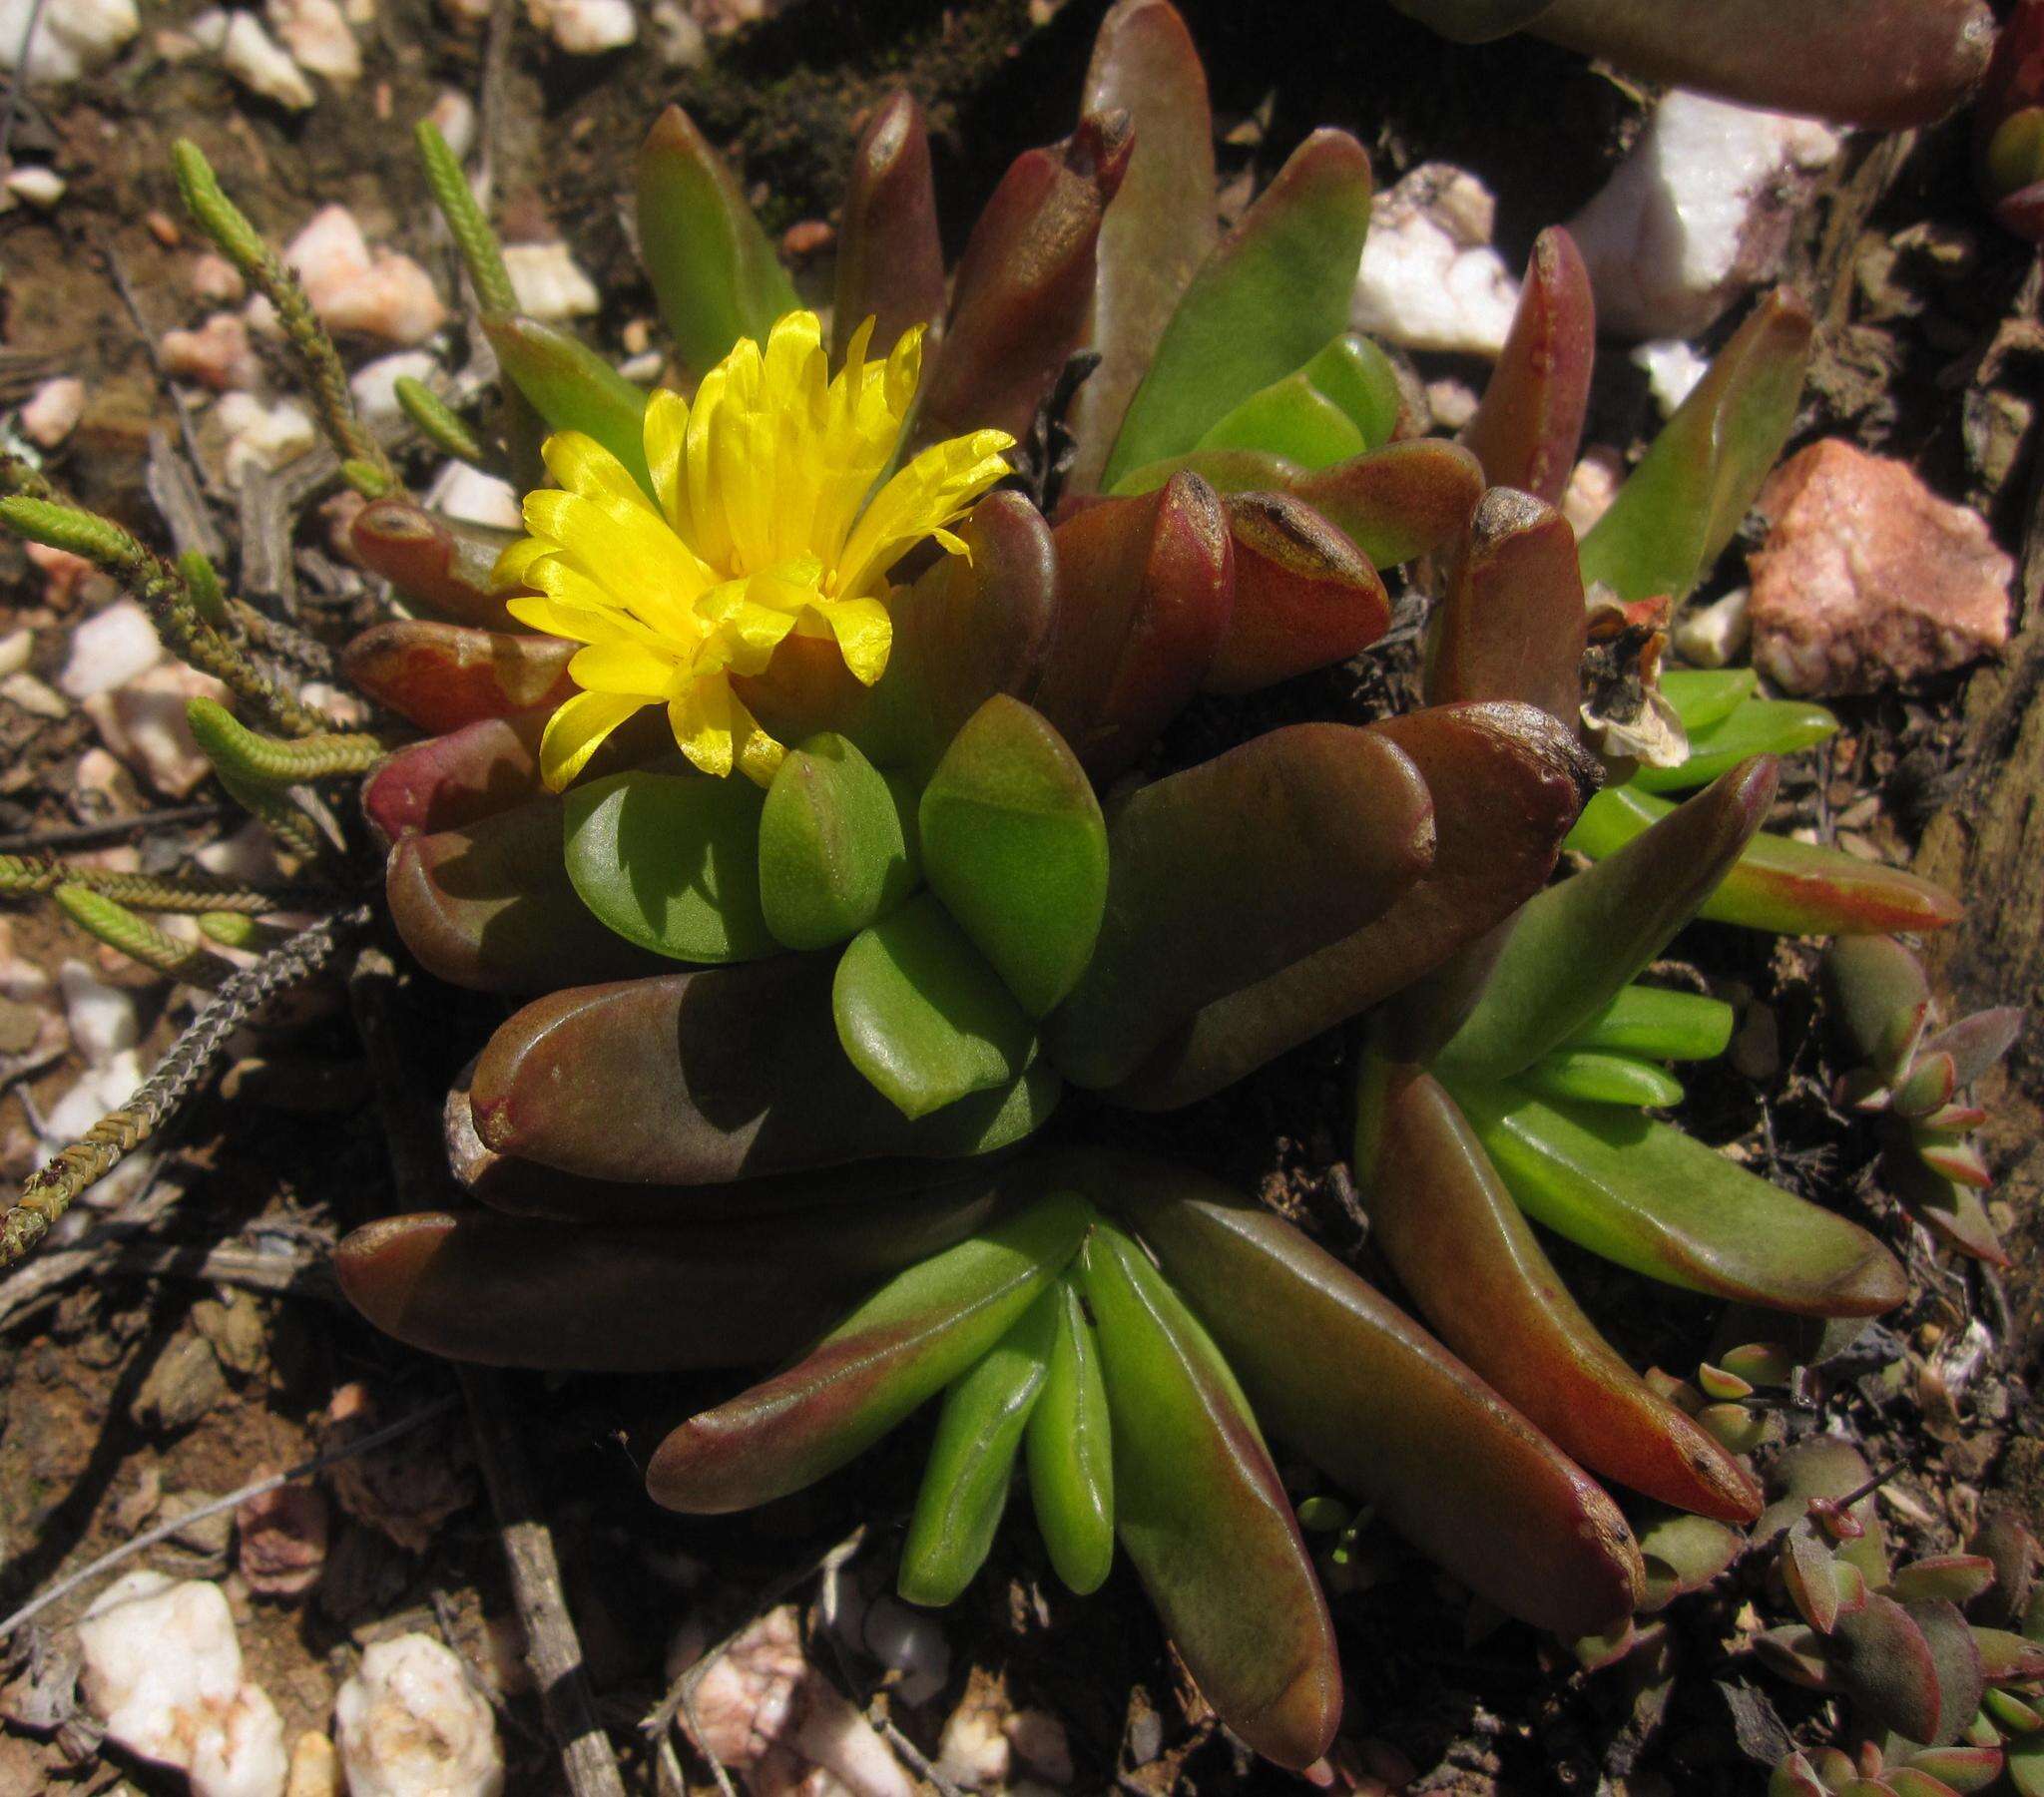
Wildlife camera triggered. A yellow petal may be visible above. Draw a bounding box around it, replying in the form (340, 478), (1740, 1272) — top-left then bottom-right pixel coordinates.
(543, 431), (657, 512)
(806, 596), (893, 685)
(643, 388), (691, 531)
(539, 689), (649, 791)
(492, 536), (555, 591)
(568, 641), (678, 695)
(833, 427), (1015, 600)
(666, 674), (738, 779)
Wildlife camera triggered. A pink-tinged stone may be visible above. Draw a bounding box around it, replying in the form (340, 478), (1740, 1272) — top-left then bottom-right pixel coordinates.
(1748, 441), (2013, 696)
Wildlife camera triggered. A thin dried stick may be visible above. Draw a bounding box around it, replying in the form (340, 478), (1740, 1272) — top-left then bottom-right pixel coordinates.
(0, 1393), (458, 1640)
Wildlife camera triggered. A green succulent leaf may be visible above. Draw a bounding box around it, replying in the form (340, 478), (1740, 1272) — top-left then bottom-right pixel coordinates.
(1435, 758), (1777, 1081)
(646, 1192), (1093, 1514)
(1632, 699), (1839, 794)
(1516, 1050), (1686, 1109)
(834, 892), (1040, 1120)
(1194, 332), (1402, 467)
(919, 696), (1108, 1019)
(1078, 1217), (1340, 1772)
(1026, 1275), (1116, 1596)
(1559, 984), (1736, 1062)
(1446, 1075), (1908, 1315)
(1103, 129), (1372, 487)
(636, 105), (799, 377)
(760, 732), (917, 952)
(1578, 287), (1812, 604)
(562, 766), (775, 965)
(899, 1287), (1057, 1607)
(481, 314), (652, 499)
(1568, 784), (1962, 936)
(1660, 668), (1759, 734)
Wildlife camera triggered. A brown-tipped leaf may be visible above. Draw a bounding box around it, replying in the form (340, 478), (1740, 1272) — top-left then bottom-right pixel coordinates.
(349, 498), (523, 630)
(1044, 724), (1435, 1089)
(1204, 491), (1392, 692)
(1425, 486), (1587, 722)
(1460, 227), (1595, 505)
(831, 93), (947, 364)
(1357, 1060), (1763, 1523)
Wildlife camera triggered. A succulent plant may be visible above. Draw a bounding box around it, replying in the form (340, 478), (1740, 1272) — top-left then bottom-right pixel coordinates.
(1980, 0), (2044, 242)
(0, 0), (2012, 1774)
(1821, 935), (2023, 1265)
(1756, 1442), (2044, 1795)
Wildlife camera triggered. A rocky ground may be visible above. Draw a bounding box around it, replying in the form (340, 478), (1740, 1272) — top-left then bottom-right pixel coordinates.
(0, 0), (2040, 1793)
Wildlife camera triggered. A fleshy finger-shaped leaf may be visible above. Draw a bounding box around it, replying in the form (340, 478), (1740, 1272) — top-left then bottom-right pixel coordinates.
(350, 498), (523, 630)
(1045, 724), (1436, 1089)
(562, 766), (775, 964)
(912, 114), (1134, 450)
(481, 314), (652, 498)
(1112, 700), (1598, 1110)
(834, 893), (1039, 1120)
(1067, 0), (1218, 493)
(849, 491), (1058, 780)
(1195, 333), (1404, 466)
(1632, 699), (1838, 793)
(1560, 984), (1736, 1061)
(759, 733), (915, 952)
(1103, 129), (1372, 487)
(1516, 1050), (1685, 1109)
(1079, 1218), (1341, 1771)
(646, 1193), (1093, 1513)
(335, 1189), (1009, 1371)
(1112, 439), (1485, 572)
(1204, 491), (1391, 693)
(364, 708), (549, 842)
(1110, 1156), (1645, 1637)
(1026, 1274), (1115, 1595)
(898, 1287), (1057, 1606)
(342, 621), (576, 734)
(385, 797), (669, 993)
(1578, 288), (1812, 605)
(831, 93), (946, 364)
(1661, 668), (1759, 733)
(1460, 227), (1595, 505)
(1032, 472), (1234, 782)
(1822, 935), (1935, 1076)
(1435, 758), (1777, 1081)
(636, 105), (799, 377)
(1356, 1060), (1762, 1522)
(1446, 1076), (1908, 1315)
(1425, 486), (1587, 723)
(467, 956), (1060, 1183)
(1568, 783), (1963, 935)
(1530, 0), (1995, 131)
(920, 696), (1107, 1018)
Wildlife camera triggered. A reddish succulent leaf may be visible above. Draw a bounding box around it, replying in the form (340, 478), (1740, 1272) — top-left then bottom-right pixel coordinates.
(1922, 1008), (2024, 1086)
(1043, 724), (1436, 1089)
(1031, 472), (1234, 782)
(1203, 491), (1391, 692)
(1424, 486), (1587, 723)
(831, 93), (947, 364)
(335, 1195), (1004, 1371)
(1109, 700), (1598, 1110)
(1887, 1152), (2010, 1267)
(1066, 0), (1219, 494)
(645, 1194), (1093, 1513)
(1757, 1438), (1891, 1587)
(1569, 784), (1963, 935)
(1114, 439), (1484, 572)
(348, 498), (523, 630)
(360, 706), (669, 844)
(1635, 1508), (1745, 1610)
(1357, 1060), (1763, 1523)
(849, 491), (1058, 779)
(364, 709), (548, 843)
(1079, 1219), (1341, 1771)
(1831, 1595), (1980, 1745)
(1103, 129), (1372, 486)
(342, 621), (576, 734)
(1780, 1519), (1845, 1632)
(1888, 1556), (2000, 1607)
(466, 954), (1060, 1184)
(911, 113), (1134, 450)
(385, 797), (670, 994)
(1435, 758), (1778, 1081)
(1459, 227), (1595, 506)
(1823, 934), (1935, 1077)
(1108, 1156), (1645, 1637)
(1448, 1078), (1910, 1317)
(1531, 0), (1995, 130)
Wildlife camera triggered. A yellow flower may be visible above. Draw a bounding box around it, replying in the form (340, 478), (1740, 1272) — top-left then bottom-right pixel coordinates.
(497, 310), (1015, 790)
